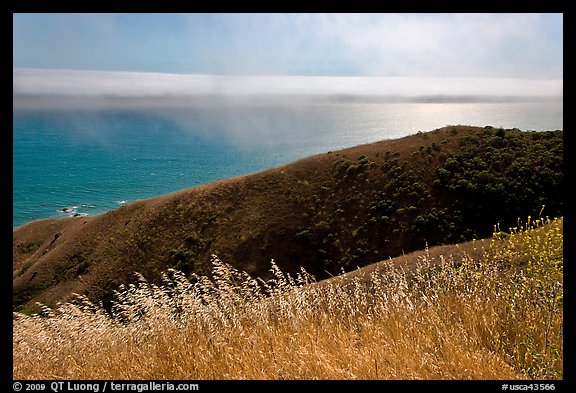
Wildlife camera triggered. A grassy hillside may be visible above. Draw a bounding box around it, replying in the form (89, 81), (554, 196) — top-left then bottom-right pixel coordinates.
(13, 125), (563, 312)
(13, 216), (563, 379)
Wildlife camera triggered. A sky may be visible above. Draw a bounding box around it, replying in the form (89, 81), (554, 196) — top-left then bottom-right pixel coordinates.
(12, 13), (563, 101)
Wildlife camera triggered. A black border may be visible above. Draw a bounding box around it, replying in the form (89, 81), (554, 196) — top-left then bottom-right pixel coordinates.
(8, 4), (571, 390)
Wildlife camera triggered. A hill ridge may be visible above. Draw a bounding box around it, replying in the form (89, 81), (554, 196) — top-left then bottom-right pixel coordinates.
(13, 125), (563, 312)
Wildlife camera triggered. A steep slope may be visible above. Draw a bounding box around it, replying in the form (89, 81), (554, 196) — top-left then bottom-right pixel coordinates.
(13, 125), (563, 312)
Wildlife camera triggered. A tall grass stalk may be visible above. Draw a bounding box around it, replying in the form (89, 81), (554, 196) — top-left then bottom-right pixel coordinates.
(13, 218), (562, 380)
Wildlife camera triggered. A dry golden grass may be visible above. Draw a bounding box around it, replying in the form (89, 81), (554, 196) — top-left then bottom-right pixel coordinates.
(13, 217), (562, 380)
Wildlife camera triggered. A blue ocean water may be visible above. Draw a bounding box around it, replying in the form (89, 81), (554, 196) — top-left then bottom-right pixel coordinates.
(13, 101), (563, 229)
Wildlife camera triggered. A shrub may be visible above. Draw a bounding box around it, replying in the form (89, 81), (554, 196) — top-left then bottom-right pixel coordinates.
(295, 229), (312, 241)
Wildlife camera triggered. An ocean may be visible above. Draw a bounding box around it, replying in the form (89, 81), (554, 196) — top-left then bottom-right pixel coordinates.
(12, 101), (563, 229)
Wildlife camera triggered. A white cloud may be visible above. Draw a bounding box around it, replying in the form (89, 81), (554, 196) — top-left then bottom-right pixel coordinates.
(313, 13), (562, 78)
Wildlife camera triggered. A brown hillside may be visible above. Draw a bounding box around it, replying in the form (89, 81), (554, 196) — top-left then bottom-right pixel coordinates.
(13, 125), (563, 312)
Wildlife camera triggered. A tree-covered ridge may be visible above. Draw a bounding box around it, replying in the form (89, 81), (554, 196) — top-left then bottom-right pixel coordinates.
(293, 127), (562, 274)
(434, 127), (562, 241)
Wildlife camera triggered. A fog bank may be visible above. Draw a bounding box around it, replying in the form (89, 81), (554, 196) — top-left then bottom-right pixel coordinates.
(13, 68), (563, 110)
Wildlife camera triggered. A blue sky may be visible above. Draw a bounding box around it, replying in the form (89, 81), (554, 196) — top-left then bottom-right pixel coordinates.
(13, 13), (563, 100)
(13, 13), (563, 78)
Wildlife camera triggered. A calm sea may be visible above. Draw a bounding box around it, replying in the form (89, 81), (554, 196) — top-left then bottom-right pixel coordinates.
(13, 101), (563, 229)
